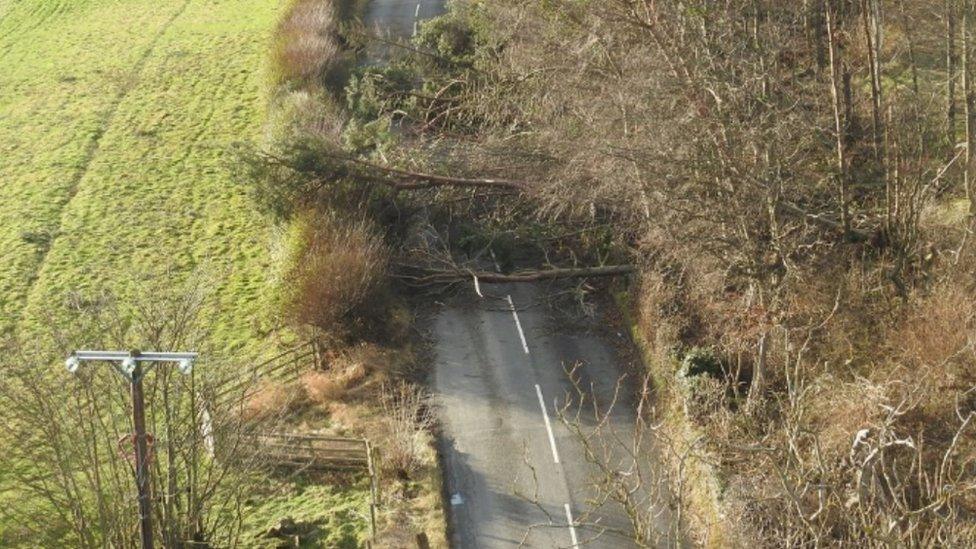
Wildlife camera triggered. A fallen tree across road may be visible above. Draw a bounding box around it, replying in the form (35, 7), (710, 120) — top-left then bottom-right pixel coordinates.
(395, 264), (636, 286)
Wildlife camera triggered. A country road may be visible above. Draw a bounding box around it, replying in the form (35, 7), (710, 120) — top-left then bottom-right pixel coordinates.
(431, 281), (666, 548)
(362, 1), (671, 546)
(363, 0), (445, 42)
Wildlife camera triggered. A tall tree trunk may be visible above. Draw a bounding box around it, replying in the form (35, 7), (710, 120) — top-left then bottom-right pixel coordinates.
(813, 0), (828, 70)
(897, 0), (921, 96)
(949, 0), (960, 152)
(862, 0), (885, 164)
(746, 284), (768, 412)
(964, 0), (976, 215)
(885, 104), (896, 234)
(826, 1), (851, 236)
(753, 0), (770, 98)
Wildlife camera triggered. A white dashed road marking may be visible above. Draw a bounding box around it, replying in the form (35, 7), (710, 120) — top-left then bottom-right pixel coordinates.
(507, 294), (530, 354)
(565, 503), (580, 548)
(535, 384), (560, 464)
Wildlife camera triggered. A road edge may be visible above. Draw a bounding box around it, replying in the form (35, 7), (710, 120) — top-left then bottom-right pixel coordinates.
(613, 288), (741, 548)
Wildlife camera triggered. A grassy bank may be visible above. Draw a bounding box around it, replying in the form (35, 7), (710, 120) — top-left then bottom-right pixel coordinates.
(0, 0), (382, 545)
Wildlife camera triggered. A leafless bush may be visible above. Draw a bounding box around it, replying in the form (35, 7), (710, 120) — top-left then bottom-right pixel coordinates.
(282, 210), (389, 341)
(697, 300), (976, 547)
(379, 381), (435, 480)
(510, 366), (693, 547)
(0, 281), (290, 547)
(270, 0), (351, 91)
(725, 376), (976, 547)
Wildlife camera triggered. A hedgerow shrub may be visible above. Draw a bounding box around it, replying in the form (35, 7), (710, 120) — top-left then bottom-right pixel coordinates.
(281, 210), (389, 342)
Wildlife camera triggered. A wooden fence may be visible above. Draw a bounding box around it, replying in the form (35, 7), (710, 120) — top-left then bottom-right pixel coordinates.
(253, 432), (380, 537)
(207, 346), (384, 540)
(255, 432), (370, 470)
(212, 341), (322, 404)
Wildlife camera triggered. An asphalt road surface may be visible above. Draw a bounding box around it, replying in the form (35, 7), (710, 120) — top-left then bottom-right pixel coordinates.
(363, 0), (445, 43)
(430, 280), (670, 548)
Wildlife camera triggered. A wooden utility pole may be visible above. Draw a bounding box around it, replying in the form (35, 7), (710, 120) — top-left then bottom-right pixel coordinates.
(65, 350), (197, 549)
(131, 362), (154, 549)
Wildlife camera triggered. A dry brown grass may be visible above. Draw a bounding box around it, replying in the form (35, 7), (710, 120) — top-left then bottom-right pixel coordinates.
(302, 371), (348, 403)
(270, 88), (346, 143)
(804, 377), (888, 456)
(278, 347), (445, 545)
(896, 282), (976, 378)
(636, 270), (683, 353)
(243, 380), (306, 421)
(301, 361), (368, 404)
(886, 280), (976, 439)
(298, 344), (401, 431)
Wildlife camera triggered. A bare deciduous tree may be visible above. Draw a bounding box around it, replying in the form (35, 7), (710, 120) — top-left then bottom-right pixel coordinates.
(0, 281), (291, 547)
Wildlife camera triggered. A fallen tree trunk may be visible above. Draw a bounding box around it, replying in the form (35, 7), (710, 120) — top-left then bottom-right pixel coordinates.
(342, 156), (531, 193)
(397, 264), (636, 286)
(257, 148), (531, 194)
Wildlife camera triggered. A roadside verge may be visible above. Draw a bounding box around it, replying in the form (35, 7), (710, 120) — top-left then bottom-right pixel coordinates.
(255, 0), (449, 545)
(614, 287), (740, 548)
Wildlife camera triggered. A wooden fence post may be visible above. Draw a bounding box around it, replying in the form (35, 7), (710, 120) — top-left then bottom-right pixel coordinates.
(366, 439), (378, 539)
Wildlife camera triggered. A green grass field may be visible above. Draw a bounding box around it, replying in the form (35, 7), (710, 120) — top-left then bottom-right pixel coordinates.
(0, 0), (283, 350)
(0, 1), (376, 545)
